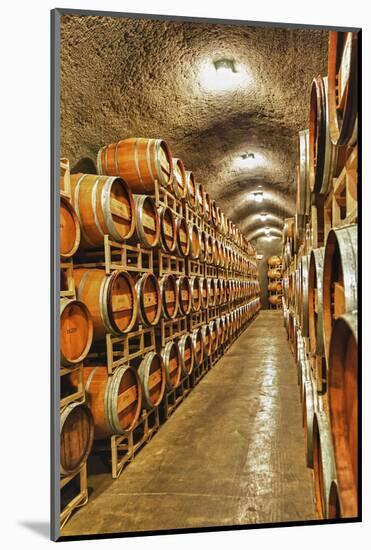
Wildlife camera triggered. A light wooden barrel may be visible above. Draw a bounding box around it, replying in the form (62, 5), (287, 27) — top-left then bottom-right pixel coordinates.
(206, 234), (214, 264)
(214, 278), (222, 306)
(308, 247), (325, 356)
(207, 278), (216, 307)
(199, 231), (207, 263)
(84, 364), (142, 438)
(185, 171), (197, 210)
(70, 173), (135, 247)
(60, 402), (94, 476)
(97, 137), (173, 192)
(297, 129), (311, 217)
(268, 295), (282, 306)
(283, 217), (294, 240)
(328, 312), (358, 518)
(75, 268), (138, 338)
(268, 281), (282, 292)
(60, 298), (93, 366)
(138, 352), (166, 409)
(309, 76), (337, 194)
(200, 277), (209, 310)
(129, 194), (160, 248)
(135, 272), (162, 327)
(178, 334), (194, 375)
(158, 205), (177, 253)
(60, 197), (81, 258)
(210, 200), (218, 227)
(196, 183), (205, 217)
(328, 32), (358, 147)
(267, 256), (282, 267)
(203, 191), (211, 222)
(328, 480), (342, 519)
(201, 324), (212, 357)
(190, 276), (202, 312)
(177, 276), (192, 315)
(159, 274), (179, 320)
(323, 224), (357, 361)
(191, 328), (204, 367)
(209, 320), (218, 353)
(212, 238), (220, 266)
(189, 224), (201, 260)
(171, 158), (187, 199)
(298, 254), (310, 337)
(175, 216), (190, 257)
(302, 377), (318, 468)
(161, 341), (182, 390)
(267, 268), (282, 279)
(313, 408), (338, 519)
(215, 317), (225, 346)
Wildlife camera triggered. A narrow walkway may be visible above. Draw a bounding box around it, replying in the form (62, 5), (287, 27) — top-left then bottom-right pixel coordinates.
(63, 311), (315, 536)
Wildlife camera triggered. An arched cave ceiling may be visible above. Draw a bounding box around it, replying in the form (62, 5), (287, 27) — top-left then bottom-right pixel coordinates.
(60, 14), (328, 242)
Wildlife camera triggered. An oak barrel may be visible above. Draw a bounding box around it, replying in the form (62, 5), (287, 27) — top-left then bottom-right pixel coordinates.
(177, 276), (192, 315)
(97, 137), (173, 192)
(185, 171), (197, 210)
(75, 268), (138, 338)
(308, 247), (325, 356)
(189, 224), (201, 260)
(323, 224), (357, 362)
(161, 341), (182, 390)
(138, 352), (166, 409)
(298, 254), (310, 337)
(190, 276), (202, 312)
(175, 216), (190, 257)
(128, 194), (160, 248)
(268, 295), (282, 306)
(70, 173), (135, 247)
(267, 268), (282, 280)
(171, 158), (187, 199)
(60, 196), (81, 258)
(135, 272), (162, 327)
(84, 364), (142, 438)
(60, 402), (94, 476)
(159, 274), (179, 320)
(201, 323), (212, 357)
(313, 408), (338, 519)
(210, 200), (218, 227)
(328, 312), (358, 518)
(158, 205), (177, 253)
(268, 281), (282, 292)
(196, 182), (205, 217)
(203, 191), (211, 222)
(207, 278), (216, 307)
(267, 255), (282, 267)
(200, 277), (209, 310)
(191, 328), (204, 367)
(328, 32), (358, 147)
(178, 333), (194, 375)
(302, 377), (318, 468)
(209, 320), (218, 353)
(60, 298), (93, 366)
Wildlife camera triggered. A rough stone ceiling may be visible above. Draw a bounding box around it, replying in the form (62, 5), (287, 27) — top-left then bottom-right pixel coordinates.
(60, 14), (328, 240)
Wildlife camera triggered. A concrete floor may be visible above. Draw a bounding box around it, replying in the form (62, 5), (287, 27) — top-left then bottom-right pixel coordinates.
(62, 311), (315, 536)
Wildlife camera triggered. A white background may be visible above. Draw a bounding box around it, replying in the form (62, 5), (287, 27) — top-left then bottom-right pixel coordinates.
(0, 0), (368, 547)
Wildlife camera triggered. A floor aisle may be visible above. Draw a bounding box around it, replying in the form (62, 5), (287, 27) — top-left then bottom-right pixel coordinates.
(62, 310), (315, 536)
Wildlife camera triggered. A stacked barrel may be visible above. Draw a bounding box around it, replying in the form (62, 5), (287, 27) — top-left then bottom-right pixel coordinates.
(267, 256), (283, 309)
(283, 31), (358, 521)
(59, 138), (260, 526)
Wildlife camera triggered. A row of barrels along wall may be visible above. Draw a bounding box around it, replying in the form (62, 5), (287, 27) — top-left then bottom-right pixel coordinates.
(267, 256), (283, 308)
(59, 137), (261, 512)
(282, 30), (358, 521)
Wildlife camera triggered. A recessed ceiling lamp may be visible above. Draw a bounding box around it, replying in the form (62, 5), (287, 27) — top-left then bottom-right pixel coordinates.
(241, 152), (255, 160)
(253, 191), (263, 202)
(199, 59), (251, 92)
(213, 58), (237, 73)
(260, 212), (267, 221)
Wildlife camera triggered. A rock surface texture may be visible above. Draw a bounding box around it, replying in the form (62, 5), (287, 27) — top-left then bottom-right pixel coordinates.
(60, 14), (327, 240)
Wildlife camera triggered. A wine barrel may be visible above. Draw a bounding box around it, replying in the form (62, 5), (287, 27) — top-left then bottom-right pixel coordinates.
(309, 76), (337, 194)
(190, 276), (202, 312)
(207, 278), (216, 307)
(267, 256), (282, 267)
(215, 317), (225, 346)
(75, 269), (138, 338)
(268, 281), (282, 292)
(210, 200), (218, 227)
(297, 129), (311, 217)
(178, 334), (194, 375)
(196, 183), (205, 217)
(159, 274), (179, 320)
(185, 171), (197, 210)
(84, 364), (142, 438)
(189, 224), (201, 260)
(313, 408), (338, 519)
(199, 231), (207, 263)
(267, 268), (282, 279)
(97, 137), (173, 192)
(60, 402), (94, 476)
(328, 32), (358, 147)
(162, 341), (182, 390)
(214, 278), (222, 306)
(201, 323), (212, 357)
(158, 205), (177, 254)
(200, 277), (209, 310)
(206, 234), (214, 264)
(283, 217), (294, 240)
(328, 312), (358, 518)
(60, 298), (93, 366)
(171, 158), (187, 199)
(175, 216), (190, 257)
(60, 197), (81, 258)
(212, 238), (220, 266)
(191, 328), (204, 367)
(177, 276), (192, 315)
(308, 247), (325, 356)
(135, 272), (162, 327)
(209, 320), (218, 353)
(328, 480), (342, 519)
(138, 352), (166, 409)
(298, 254), (310, 337)
(268, 295), (282, 306)
(303, 377), (318, 468)
(70, 174), (136, 247)
(323, 224), (357, 362)
(203, 191), (211, 222)
(129, 194), (160, 249)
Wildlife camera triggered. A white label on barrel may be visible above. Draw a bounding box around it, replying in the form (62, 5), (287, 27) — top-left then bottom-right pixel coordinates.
(165, 290), (175, 302)
(111, 294), (131, 312)
(339, 34), (352, 102)
(149, 369), (162, 389)
(143, 213), (156, 231)
(110, 197), (130, 220)
(144, 292), (156, 307)
(164, 223), (173, 238)
(117, 385), (137, 412)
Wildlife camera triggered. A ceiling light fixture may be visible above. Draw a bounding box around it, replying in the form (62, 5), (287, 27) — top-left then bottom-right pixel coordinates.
(241, 152), (255, 160)
(260, 212), (267, 221)
(199, 59), (251, 92)
(213, 58), (237, 73)
(253, 191), (263, 203)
